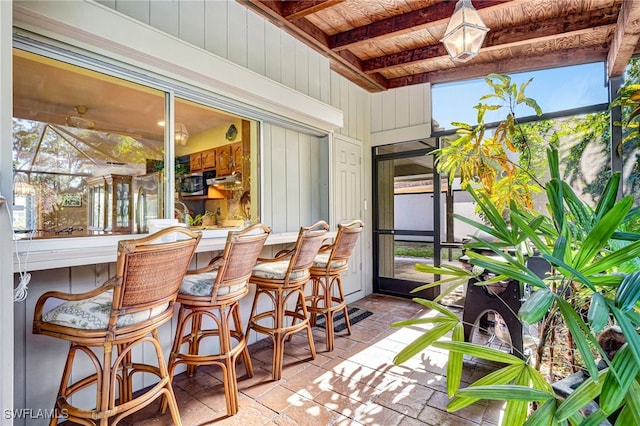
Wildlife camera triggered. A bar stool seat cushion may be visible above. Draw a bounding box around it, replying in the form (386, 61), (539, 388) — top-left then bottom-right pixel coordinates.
(42, 289), (168, 330)
(312, 253), (347, 269)
(252, 260), (306, 280)
(180, 271), (246, 297)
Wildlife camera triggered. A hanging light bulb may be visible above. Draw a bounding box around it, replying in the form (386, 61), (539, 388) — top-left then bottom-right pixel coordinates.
(441, 0), (489, 63)
(175, 122), (190, 146)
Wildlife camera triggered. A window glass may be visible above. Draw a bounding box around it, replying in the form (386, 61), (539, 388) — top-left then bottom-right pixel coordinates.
(12, 49), (259, 238)
(432, 62), (608, 131)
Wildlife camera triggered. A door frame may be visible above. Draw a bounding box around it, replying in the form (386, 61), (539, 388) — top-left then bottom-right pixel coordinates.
(372, 144), (441, 300)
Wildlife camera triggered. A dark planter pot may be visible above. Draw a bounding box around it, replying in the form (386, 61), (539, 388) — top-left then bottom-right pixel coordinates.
(551, 367), (619, 426)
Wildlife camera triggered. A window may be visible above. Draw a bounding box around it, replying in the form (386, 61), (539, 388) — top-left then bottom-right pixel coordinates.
(12, 48), (259, 238)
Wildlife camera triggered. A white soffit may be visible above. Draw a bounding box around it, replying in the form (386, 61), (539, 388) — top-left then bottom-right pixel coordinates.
(12, 1), (343, 133)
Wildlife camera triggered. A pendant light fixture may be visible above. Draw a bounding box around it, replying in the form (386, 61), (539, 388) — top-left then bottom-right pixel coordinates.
(441, 0), (489, 63)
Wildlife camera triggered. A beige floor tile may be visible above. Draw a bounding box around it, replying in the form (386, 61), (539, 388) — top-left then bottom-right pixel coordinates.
(108, 295), (509, 426)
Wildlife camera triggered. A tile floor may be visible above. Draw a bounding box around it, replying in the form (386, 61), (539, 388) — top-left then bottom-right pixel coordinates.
(120, 294), (507, 425)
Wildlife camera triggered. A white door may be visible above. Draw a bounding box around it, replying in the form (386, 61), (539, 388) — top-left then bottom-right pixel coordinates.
(332, 134), (364, 302)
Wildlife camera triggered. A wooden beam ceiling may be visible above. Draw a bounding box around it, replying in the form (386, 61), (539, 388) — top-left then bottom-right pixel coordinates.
(237, 0), (636, 92)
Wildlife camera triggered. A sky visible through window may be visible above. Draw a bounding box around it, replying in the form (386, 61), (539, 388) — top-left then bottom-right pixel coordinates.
(432, 62), (609, 131)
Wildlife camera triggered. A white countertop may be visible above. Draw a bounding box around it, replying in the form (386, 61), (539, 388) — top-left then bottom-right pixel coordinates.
(13, 229), (336, 272)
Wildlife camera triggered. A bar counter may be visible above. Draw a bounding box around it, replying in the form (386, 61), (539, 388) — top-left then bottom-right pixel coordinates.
(12, 228), (335, 272)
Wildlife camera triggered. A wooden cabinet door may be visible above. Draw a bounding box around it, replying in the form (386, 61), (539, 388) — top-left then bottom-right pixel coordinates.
(217, 146), (231, 176)
(190, 152), (202, 171)
(201, 149), (216, 170)
(231, 142), (243, 174)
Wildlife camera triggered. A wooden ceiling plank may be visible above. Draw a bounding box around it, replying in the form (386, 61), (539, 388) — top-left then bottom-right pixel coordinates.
(363, 11), (619, 73)
(607, 0), (640, 77)
(239, 0), (388, 91)
(283, 0), (345, 21)
(388, 44), (610, 87)
(329, 0), (511, 51)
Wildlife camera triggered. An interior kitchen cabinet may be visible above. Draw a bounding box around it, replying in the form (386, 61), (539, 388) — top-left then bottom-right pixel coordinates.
(86, 174), (132, 233)
(201, 148), (216, 170)
(231, 142), (243, 174)
(217, 145), (232, 176)
(190, 152), (202, 172)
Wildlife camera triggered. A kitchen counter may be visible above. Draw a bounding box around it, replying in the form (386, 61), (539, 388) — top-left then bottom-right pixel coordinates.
(12, 228), (336, 272)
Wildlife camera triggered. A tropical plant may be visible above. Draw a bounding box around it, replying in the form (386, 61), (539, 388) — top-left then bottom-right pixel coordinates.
(392, 146), (640, 425)
(435, 73), (545, 214)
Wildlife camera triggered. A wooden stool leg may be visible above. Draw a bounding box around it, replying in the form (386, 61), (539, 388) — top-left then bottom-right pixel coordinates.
(99, 343), (113, 426)
(297, 287), (316, 360)
(231, 303), (253, 378)
(272, 288), (286, 380)
(186, 312), (203, 377)
(336, 275), (352, 336)
(151, 329), (182, 426)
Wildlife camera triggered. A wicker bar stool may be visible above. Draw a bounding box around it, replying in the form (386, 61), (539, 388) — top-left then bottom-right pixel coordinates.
(167, 223), (270, 416)
(246, 221), (329, 380)
(304, 220), (364, 351)
(32, 226), (201, 426)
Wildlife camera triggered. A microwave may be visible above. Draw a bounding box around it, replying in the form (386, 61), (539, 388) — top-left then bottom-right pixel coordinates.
(179, 173), (205, 196)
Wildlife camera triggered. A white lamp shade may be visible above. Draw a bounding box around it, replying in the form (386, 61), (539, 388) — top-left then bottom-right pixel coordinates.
(441, 0), (489, 62)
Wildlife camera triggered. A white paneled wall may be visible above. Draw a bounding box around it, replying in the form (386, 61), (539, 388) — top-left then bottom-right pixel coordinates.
(370, 82), (432, 145)
(261, 123), (328, 232)
(99, 0), (350, 140)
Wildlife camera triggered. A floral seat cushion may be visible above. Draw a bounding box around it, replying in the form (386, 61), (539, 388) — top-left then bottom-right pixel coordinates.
(180, 271), (247, 297)
(251, 260), (306, 280)
(312, 252), (348, 269)
(42, 289), (168, 330)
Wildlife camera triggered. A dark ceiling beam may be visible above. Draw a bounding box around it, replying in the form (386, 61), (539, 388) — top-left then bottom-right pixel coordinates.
(237, 0), (388, 91)
(387, 44), (610, 88)
(607, 0), (640, 77)
(329, 0), (512, 51)
(282, 0), (344, 20)
(363, 10), (619, 73)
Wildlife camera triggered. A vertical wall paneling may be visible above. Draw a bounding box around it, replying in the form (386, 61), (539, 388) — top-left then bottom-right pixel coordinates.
(204, 0), (228, 58)
(409, 84), (427, 126)
(330, 72), (342, 121)
(370, 91), (383, 134)
(298, 133), (313, 226)
(308, 52), (321, 101)
(247, 11), (266, 76)
(179, 0), (205, 49)
(267, 125), (287, 232)
(381, 90), (396, 131)
(149, 1), (179, 38)
(395, 86), (410, 129)
(280, 32), (297, 89)
(319, 56), (331, 105)
(284, 128), (301, 230)
(340, 77), (350, 136)
(295, 42), (309, 95)
(264, 23), (282, 84)
(349, 84), (359, 139)
(114, 0), (150, 25)
(227, 1), (248, 68)
(96, 0), (116, 10)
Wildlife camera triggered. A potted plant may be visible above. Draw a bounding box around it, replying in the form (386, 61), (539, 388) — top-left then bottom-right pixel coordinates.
(392, 80), (640, 423)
